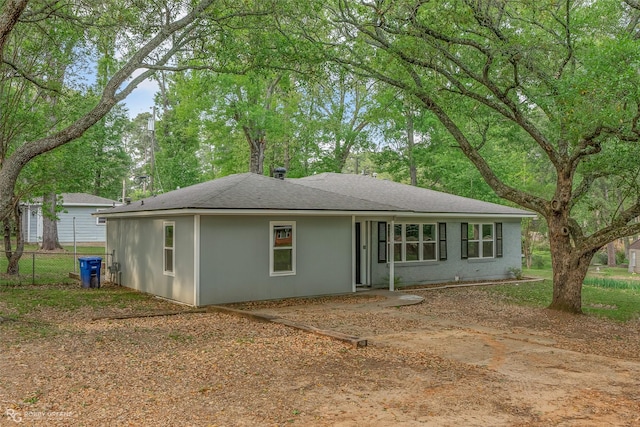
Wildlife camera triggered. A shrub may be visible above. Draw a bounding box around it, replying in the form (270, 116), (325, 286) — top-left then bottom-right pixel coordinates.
(508, 267), (523, 279)
(592, 251), (608, 266)
(531, 254), (546, 269)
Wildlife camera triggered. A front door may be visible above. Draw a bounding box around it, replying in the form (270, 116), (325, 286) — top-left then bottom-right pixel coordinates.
(355, 222), (362, 284)
(355, 221), (369, 286)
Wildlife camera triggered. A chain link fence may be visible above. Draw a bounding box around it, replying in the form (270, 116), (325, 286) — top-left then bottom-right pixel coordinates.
(0, 251), (113, 286)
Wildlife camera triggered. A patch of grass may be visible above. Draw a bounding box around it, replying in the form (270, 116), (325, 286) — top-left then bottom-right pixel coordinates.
(523, 267), (552, 281)
(487, 277), (640, 322)
(581, 286), (640, 322)
(488, 280), (553, 307)
(0, 283), (149, 317)
(0, 246), (107, 286)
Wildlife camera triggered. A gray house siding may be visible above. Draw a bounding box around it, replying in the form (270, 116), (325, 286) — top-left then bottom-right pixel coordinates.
(57, 207), (107, 244)
(21, 196), (118, 244)
(22, 205), (40, 243)
(370, 218), (522, 286)
(199, 215), (353, 305)
(107, 216), (195, 305)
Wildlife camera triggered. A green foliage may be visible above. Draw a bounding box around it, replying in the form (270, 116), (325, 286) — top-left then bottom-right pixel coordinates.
(507, 267), (523, 280)
(531, 251), (551, 269)
(592, 251), (608, 266)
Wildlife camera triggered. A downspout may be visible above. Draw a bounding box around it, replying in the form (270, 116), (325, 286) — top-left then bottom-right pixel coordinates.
(194, 214), (201, 306)
(389, 218), (395, 292)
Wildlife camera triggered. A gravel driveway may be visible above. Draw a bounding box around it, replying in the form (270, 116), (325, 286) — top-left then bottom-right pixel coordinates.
(1, 283), (639, 426)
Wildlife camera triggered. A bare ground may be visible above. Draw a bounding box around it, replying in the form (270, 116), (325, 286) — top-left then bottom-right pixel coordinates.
(1, 283), (639, 426)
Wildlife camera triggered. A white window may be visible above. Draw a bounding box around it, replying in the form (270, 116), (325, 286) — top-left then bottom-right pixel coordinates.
(270, 221), (296, 276)
(392, 223), (439, 262)
(163, 222), (175, 275)
(96, 209), (106, 225)
(463, 223), (495, 259)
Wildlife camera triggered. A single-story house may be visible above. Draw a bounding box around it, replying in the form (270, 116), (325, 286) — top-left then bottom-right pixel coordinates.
(98, 172), (534, 306)
(21, 193), (120, 245)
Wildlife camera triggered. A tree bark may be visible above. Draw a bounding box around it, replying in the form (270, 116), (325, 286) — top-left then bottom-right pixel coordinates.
(249, 140), (266, 174)
(3, 199), (23, 275)
(0, 0), (28, 57)
(547, 214), (596, 313)
(40, 192), (62, 250)
(607, 242), (616, 267)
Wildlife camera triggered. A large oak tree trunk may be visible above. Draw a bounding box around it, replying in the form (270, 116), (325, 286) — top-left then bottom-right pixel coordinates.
(547, 217), (597, 313)
(548, 250), (592, 313)
(40, 192), (63, 251)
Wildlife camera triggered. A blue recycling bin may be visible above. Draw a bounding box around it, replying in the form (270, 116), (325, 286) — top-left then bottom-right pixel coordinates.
(79, 256), (102, 288)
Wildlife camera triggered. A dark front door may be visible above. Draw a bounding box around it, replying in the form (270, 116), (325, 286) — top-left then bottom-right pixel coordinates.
(355, 222), (362, 285)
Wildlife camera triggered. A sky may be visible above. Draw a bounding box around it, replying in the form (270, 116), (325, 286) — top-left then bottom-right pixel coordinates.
(121, 71), (159, 118)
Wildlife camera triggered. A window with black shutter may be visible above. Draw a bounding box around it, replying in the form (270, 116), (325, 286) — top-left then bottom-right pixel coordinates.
(438, 222), (447, 260)
(378, 221), (387, 263)
(461, 222), (468, 259)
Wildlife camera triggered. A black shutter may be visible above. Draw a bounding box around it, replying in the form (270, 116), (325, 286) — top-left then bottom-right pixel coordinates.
(438, 222), (447, 260)
(496, 222), (503, 258)
(378, 221), (387, 263)
(461, 223), (468, 259)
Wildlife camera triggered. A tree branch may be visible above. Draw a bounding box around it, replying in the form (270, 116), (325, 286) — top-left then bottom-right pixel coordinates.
(0, 0), (28, 57)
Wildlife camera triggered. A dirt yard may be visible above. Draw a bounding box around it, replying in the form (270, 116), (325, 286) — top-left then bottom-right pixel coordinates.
(1, 283), (639, 426)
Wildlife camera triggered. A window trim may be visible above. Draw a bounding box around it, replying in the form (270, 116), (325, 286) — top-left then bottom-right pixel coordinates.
(163, 221), (175, 276)
(269, 221), (296, 277)
(391, 222), (440, 263)
(96, 209), (107, 225)
(462, 222), (500, 259)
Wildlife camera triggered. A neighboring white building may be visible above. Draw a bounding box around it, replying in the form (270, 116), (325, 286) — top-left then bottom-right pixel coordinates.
(21, 193), (120, 245)
(629, 239), (640, 274)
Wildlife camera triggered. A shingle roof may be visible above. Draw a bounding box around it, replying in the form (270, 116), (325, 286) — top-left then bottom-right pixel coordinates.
(102, 172), (533, 217)
(630, 239), (640, 250)
(60, 193), (119, 206)
(296, 173), (530, 216)
(23, 193), (119, 207)
(106, 173), (398, 214)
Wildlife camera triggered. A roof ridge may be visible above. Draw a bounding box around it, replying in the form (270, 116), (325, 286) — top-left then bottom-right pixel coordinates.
(189, 173), (253, 206)
(292, 175), (406, 210)
(282, 175), (402, 211)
